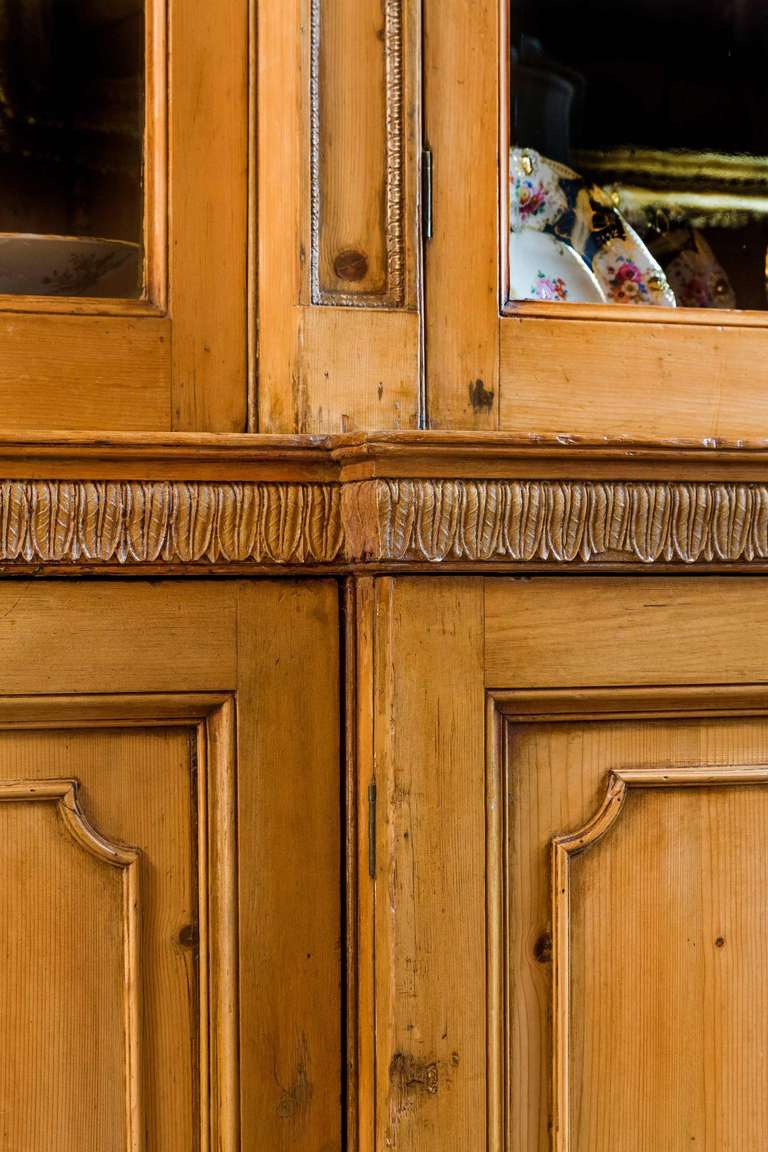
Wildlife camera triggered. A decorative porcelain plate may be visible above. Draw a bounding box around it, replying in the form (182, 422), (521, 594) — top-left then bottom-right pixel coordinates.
(509, 148), (676, 307)
(0, 234), (140, 297)
(509, 228), (606, 303)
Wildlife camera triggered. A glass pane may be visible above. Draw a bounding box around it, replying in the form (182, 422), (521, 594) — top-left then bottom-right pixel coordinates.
(0, 0), (144, 298)
(508, 0), (768, 311)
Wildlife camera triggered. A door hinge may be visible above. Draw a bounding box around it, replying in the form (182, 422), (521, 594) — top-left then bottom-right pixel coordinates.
(422, 147), (433, 240)
(367, 781), (377, 879)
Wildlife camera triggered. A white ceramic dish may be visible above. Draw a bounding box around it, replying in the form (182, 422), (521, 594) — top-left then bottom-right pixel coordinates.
(0, 234), (140, 297)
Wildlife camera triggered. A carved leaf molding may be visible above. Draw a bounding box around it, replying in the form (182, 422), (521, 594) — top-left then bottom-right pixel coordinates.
(344, 478), (768, 564)
(3, 477), (768, 567)
(0, 480), (344, 565)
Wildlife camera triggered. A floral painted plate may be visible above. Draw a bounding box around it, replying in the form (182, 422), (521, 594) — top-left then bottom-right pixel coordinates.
(509, 228), (606, 304)
(509, 148), (676, 308)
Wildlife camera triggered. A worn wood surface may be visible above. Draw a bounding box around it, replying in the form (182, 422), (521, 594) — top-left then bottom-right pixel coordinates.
(488, 707), (768, 1152)
(349, 576), (376, 1152)
(313, 0), (413, 306)
(237, 581), (342, 1152)
(368, 577), (486, 1150)
(0, 0), (247, 434)
(256, 0), (420, 432)
(363, 576), (768, 1149)
(485, 577), (768, 688)
(0, 733), (176, 1151)
(423, 0), (498, 429)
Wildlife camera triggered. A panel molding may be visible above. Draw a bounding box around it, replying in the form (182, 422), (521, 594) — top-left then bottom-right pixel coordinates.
(552, 764), (768, 1152)
(0, 693), (239, 1152)
(487, 689), (768, 1152)
(310, 0), (407, 307)
(0, 778), (142, 1152)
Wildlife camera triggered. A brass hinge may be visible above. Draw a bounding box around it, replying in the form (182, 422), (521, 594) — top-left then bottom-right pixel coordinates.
(367, 780), (377, 879)
(422, 147), (433, 240)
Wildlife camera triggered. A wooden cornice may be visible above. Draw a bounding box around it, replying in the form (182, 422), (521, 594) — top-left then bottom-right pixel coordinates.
(4, 431), (768, 572)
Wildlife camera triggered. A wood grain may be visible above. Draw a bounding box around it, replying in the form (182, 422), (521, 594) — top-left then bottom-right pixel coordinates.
(236, 581), (342, 1152)
(490, 701), (768, 1152)
(312, 0), (410, 306)
(424, 0), (499, 428)
(256, 0), (420, 432)
(169, 0), (248, 431)
(0, 727), (193, 1151)
(0, 582), (237, 693)
(351, 576), (376, 1152)
(485, 577), (768, 689)
(371, 577), (486, 1150)
(0, 583), (340, 1150)
(499, 317), (768, 442)
(555, 766), (768, 1151)
(0, 314), (170, 431)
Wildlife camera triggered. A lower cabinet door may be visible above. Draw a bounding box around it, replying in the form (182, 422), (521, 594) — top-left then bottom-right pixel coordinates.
(362, 575), (768, 1152)
(0, 580), (341, 1152)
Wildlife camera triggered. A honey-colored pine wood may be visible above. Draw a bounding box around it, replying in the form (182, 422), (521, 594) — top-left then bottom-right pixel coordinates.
(237, 580), (342, 1152)
(486, 700), (768, 1152)
(368, 577), (486, 1150)
(423, 0), (768, 439)
(554, 764), (768, 1152)
(351, 576), (376, 1152)
(0, 727), (191, 1151)
(315, 0), (396, 302)
(484, 576), (768, 688)
(256, 0), (420, 432)
(423, 0), (499, 429)
(0, 0), (247, 434)
(0, 580), (341, 1151)
(169, 0), (247, 430)
(363, 576), (768, 1150)
(0, 314), (171, 431)
(499, 317), (768, 441)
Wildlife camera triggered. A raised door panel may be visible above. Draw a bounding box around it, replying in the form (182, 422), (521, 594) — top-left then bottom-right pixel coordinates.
(555, 765), (768, 1152)
(0, 580), (340, 1152)
(496, 713), (768, 1152)
(0, 734), (183, 1152)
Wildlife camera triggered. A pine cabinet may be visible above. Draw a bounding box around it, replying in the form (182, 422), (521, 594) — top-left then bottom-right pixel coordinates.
(1, 1), (768, 1150)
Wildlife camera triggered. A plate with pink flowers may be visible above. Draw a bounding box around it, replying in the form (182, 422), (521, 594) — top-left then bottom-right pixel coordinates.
(509, 148), (676, 308)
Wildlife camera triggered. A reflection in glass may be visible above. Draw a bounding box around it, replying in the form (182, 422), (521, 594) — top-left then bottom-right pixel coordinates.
(0, 0), (144, 297)
(509, 0), (768, 311)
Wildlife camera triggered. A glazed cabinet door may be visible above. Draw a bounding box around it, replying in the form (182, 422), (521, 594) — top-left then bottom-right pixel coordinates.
(0, 0), (246, 432)
(357, 575), (768, 1151)
(0, 580), (340, 1152)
